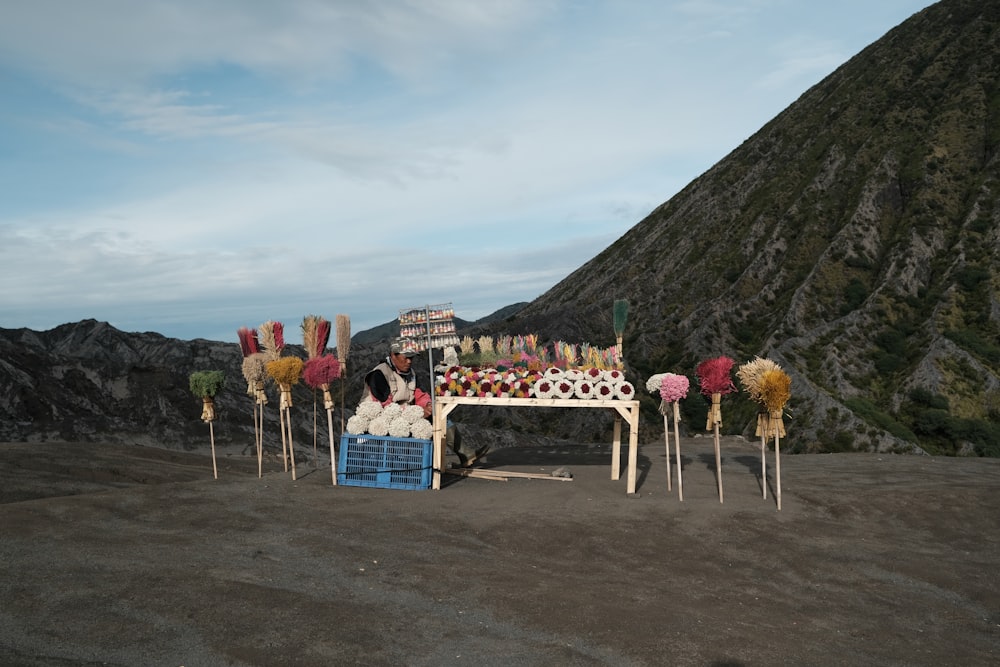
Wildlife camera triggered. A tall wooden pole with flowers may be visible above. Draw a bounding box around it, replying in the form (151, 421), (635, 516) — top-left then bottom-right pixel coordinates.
(301, 315), (328, 465)
(737, 356), (783, 500)
(302, 316), (342, 485)
(696, 356), (737, 503)
(335, 314), (351, 438)
(189, 370), (225, 479)
(259, 320), (288, 469)
(267, 356), (304, 480)
(613, 299), (629, 363)
(659, 373), (689, 500)
(760, 368), (791, 510)
(238, 327), (268, 478)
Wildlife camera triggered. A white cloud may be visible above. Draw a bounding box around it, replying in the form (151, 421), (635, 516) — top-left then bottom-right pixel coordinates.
(0, 0), (936, 343)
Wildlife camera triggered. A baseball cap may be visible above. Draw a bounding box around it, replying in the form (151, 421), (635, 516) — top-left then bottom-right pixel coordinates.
(390, 338), (418, 357)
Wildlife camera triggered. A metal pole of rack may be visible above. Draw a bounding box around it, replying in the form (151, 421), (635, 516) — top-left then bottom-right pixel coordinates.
(425, 305), (434, 415)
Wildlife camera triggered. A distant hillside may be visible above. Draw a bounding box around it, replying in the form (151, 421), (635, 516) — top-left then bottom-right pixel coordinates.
(490, 0), (1000, 456)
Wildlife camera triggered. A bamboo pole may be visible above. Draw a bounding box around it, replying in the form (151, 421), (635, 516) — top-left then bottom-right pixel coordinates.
(662, 413), (672, 491)
(279, 405), (288, 472)
(312, 388), (318, 467)
(673, 401), (683, 502)
(287, 407), (297, 481)
(327, 408), (338, 486)
(775, 429), (782, 511)
(760, 431), (768, 499)
(712, 392), (723, 503)
(209, 421), (218, 480)
(257, 403), (264, 479)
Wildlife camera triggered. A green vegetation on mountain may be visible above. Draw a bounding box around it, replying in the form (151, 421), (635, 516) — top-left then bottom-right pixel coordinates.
(496, 0), (999, 455)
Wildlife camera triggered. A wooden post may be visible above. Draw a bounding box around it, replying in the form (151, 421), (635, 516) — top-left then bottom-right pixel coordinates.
(209, 420), (218, 480)
(760, 432), (768, 499)
(673, 401), (683, 502)
(257, 401), (264, 478)
(775, 430), (782, 511)
(327, 408), (338, 486)
(712, 392), (723, 503)
(662, 414), (672, 491)
(285, 406), (297, 481)
(279, 406), (289, 472)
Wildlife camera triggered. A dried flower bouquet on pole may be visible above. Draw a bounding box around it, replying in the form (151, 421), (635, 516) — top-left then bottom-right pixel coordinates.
(696, 356), (737, 503)
(646, 372), (689, 500)
(335, 314), (351, 438)
(737, 356), (782, 500)
(238, 326), (268, 477)
(267, 355), (303, 480)
(302, 315), (341, 485)
(737, 356), (792, 508)
(189, 370), (225, 479)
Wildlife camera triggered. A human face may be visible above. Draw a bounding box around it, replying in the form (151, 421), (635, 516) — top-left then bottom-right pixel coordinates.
(391, 352), (413, 372)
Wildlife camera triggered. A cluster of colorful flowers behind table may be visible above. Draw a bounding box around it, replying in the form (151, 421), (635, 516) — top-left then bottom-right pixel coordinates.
(454, 334), (624, 372)
(432, 334), (634, 400)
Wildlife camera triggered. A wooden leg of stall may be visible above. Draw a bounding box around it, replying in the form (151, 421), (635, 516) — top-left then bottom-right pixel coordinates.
(611, 413), (622, 481)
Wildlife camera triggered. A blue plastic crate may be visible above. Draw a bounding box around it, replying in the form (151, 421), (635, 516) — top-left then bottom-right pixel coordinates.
(337, 434), (433, 490)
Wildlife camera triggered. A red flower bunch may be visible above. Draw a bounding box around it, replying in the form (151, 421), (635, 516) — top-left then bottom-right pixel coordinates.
(696, 356), (737, 396)
(302, 355), (341, 388)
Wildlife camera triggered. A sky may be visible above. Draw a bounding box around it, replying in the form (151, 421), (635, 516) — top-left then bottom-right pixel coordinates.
(1, 0), (935, 345)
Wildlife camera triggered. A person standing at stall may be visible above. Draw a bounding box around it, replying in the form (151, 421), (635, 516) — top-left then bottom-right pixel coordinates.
(361, 338), (487, 467)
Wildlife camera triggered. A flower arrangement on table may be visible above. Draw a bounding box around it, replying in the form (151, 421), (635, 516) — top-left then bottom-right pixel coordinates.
(455, 334), (623, 371)
(435, 365), (634, 400)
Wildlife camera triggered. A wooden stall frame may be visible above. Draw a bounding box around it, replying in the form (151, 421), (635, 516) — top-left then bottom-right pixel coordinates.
(431, 395), (640, 496)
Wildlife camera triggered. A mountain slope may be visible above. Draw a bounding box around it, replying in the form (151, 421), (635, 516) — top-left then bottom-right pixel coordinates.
(498, 0), (1000, 455)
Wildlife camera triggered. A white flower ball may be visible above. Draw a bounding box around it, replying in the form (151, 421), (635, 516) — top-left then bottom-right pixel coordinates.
(356, 401), (383, 419)
(367, 415), (390, 436)
(645, 373), (667, 393)
(388, 417), (412, 438)
(401, 404), (426, 423)
(382, 402), (404, 420)
(410, 419), (433, 440)
(346, 415), (369, 435)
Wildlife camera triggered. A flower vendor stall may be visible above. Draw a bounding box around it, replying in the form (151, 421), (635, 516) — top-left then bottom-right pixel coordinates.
(429, 334), (641, 496)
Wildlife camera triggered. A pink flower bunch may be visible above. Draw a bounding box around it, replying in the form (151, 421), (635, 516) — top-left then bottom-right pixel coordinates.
(659, 373), (689, 403)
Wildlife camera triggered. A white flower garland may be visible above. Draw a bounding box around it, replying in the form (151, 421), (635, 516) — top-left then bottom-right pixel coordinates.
(604, 369), (625, 385)
(574, 380), (596, 399)
(615, 381), (636, 400)
(532, 378), (555, 398)
(552, 379), (575, 399)
(593, 381), (615, 400)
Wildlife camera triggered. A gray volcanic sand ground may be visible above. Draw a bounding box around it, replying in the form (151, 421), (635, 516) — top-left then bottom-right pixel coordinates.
(1, 437), (999, 666)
